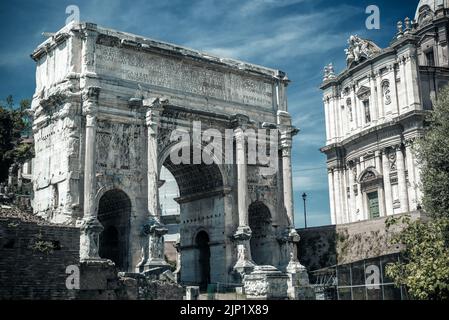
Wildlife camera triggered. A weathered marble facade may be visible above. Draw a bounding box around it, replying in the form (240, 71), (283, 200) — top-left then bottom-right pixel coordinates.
(30, 21), (306, 291)
(321, 0), (449, 225)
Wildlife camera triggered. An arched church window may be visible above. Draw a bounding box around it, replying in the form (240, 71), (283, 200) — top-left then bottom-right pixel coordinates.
(418, 5), (433, 26)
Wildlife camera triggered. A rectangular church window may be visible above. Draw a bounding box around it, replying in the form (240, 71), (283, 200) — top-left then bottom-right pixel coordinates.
(363, 100), (371, 123)
(368, 191), (380, 219)
(426, 49), (435, 67)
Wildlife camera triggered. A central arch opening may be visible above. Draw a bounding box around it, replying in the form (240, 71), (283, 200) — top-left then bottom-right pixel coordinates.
(195, 231), (211, 291)
(159, 145), (225, 287)
(249, 201), (274, 266)
(98, 189), (131, 271)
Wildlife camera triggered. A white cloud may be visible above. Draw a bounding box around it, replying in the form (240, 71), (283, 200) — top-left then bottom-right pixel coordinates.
(292, 167), (328, 192)
(184, 4), (360, 66)
(239, 0), (309, 16)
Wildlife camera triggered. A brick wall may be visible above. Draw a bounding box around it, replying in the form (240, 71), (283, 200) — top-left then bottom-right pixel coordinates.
(0, 218), (80, 299)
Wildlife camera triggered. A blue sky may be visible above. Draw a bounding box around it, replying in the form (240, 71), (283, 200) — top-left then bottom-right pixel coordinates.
(0, 0), (419, 227)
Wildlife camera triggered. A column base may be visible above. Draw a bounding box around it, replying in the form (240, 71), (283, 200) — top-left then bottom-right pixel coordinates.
(79, 217), (104, 261)
(142, 260), (171, 277)
(243, 265), (289, 300)
(283, 228), (314, 300)
(232, 226), (255, 278)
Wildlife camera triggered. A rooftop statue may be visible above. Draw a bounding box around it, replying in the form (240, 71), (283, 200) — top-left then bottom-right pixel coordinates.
(345, 35), (381, 68)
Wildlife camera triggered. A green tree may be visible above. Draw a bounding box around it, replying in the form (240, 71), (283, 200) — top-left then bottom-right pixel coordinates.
(0, 96), (33, 183)
(386, 216), (449, 300)
(415, 87), (449, 218)
(385, 87), (449, 300)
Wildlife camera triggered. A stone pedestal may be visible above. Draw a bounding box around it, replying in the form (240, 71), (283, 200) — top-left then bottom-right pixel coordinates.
(79, 259), (117, 291)
(232, 226), (255, 277)
(185, 286), (200, 300)
(173, 238), (181, 283)
(243, 265), (289, 300)
(142, 216), (170, 273)
(79, 218), (103, 261)
(285, 228), (313, 300)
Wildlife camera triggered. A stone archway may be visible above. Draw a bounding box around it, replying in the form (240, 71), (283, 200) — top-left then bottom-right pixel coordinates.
(160, 144), (225, 286)
(98, 189), (131, 271)
(249, 201), (274, 266)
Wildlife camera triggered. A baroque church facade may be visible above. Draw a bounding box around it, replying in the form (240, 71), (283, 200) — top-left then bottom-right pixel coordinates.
(321, 0), (449, 224)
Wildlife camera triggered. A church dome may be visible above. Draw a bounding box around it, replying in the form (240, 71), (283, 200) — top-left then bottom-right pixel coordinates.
(415, 0), (449, 21)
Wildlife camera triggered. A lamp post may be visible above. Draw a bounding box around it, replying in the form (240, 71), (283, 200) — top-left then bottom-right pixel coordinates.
(302, 192), (307, 229)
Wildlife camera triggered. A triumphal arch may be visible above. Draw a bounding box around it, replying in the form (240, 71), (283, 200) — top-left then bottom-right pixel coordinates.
(30, 22), (308, 296)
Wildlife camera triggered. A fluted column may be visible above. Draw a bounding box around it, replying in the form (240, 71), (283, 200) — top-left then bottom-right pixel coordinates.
(324, 97), (331, 143)
(347, 162), (357, 223)
(340, 168), (349, 224)
(355, 159), (363, 221)
(236, 127), (250, 227)
(350, 85), (358, 131)
(413, 142), (424, 207)
(396, 144), (410, 213)
(404, 52), (421, 109)
(382, 149), (394, 215)
(232, 114), (255, 275)
(405, 140), (417, 211)
(333, 167), (342, 224)
(375, 151), (387, 217)
(79, 87), (103, 261)
(143, 97), (168, 270)
(328, 96), (338, 142)
(281, 142), (294, 228)
(375, 72), (385, 120)
(399, 59), (409, 112)
(369, 73), (378, 122)
(387, 64), (399, 116)
(328, 168), (336, 224)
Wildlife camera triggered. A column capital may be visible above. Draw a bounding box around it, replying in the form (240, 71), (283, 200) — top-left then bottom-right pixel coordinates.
(142, 216), (168, 237)
(393, 143), (403, 152)
(144, 97), (167, 133)
(346, 159), (355, 168)
(82, 86), (100, 116)
(143, 96), (168, 110)
(234, 127), (246, 147)
(404, 138), (416, 147)
(279, 125), (298, 152)
(282, 147), (292, 157)
(231, 113), (251, 129)
(233, 226), (252, 241)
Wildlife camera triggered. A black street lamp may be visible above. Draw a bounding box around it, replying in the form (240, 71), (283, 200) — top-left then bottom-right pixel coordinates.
(302, 192), (307, 229)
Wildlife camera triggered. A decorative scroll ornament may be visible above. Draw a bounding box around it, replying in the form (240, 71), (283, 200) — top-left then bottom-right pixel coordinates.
(389, 152), (397, 171)
(345, 35), (381, 68)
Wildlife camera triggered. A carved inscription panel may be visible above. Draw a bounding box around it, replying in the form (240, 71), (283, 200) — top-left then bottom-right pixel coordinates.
(95, 44), (274, 108)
